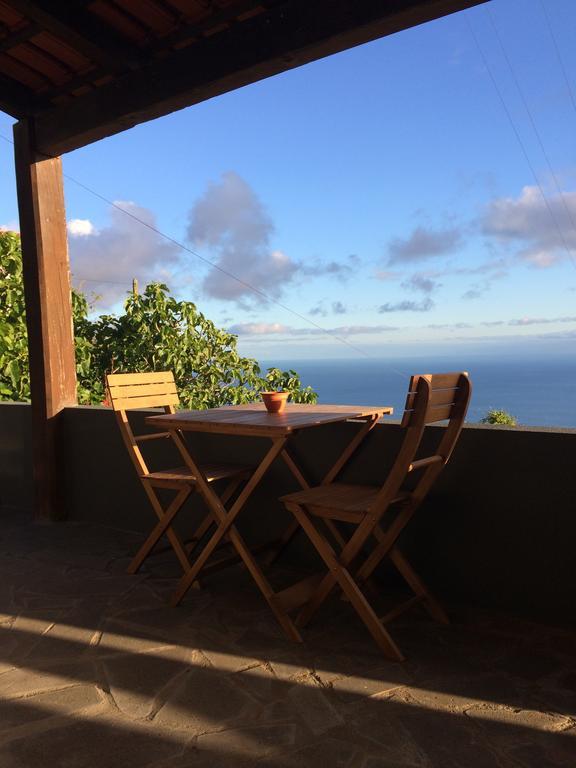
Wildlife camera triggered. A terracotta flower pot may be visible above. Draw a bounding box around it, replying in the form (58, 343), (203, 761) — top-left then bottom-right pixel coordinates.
(261, 391), (289, 414)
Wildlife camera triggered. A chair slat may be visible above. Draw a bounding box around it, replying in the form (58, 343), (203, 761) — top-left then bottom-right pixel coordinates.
(108, 382), (178, 399)
(407, 372), (466, 392)
(134, 431), (172, 443)
(424, 403), (454, 423)
(405, 387), (458, 410)
(107, 371), (175, 386)
(409, 455), (443, 472)
(111, 392), (180, 411)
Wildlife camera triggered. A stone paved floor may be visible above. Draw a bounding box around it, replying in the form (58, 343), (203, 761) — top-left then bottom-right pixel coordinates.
(0, 510), (574, 768)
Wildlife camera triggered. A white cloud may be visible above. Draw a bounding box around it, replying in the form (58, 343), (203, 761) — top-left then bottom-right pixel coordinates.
(387, 225), (462, 264)
(507, 315), (576, 327)
(69, 201), (182, 308)
(188, 172), (298, 304)
(379, 298), (434, 313)
(229, 322), (397, 337)
(402, 273), (440, 294)
(229, 322), (289, 335)
(332, 301), (347, 315)
(378, 271), (440, 312)
(302, 254), (360, 281)
(67, 218), (95, 237)
(0, 220), (19, 232)
(480, 185), (576, 267)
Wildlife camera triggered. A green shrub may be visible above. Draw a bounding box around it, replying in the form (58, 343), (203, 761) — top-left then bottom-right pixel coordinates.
(480, 409), (517, 426)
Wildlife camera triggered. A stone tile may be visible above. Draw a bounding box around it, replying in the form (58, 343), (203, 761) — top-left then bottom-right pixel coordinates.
(0, 630), (19, 674)
(257, 699), (301, 724)
(196, 723), (298, 761)
(197, 632), (264, 674)
(103, 650), (192, 719)
(0, 661), (95, 699)
(154, 666), (259, 733)
(15, 570), (139, 599)
(32, 548), (115, 572)
(506, 737), (576, 768)
(13, 595), (80, 612)
(361, 760), (422, 768)
(286, 675), (344, 736)
(107, 605), (200, 640)
(1, 512), (575, 768)
(0, 607), (15, 625)
(95, 622), (179, 658)
(21, 621), (99, 664)
(533, 672), (576, 717)
(108, 583), (165, 611)
(281, 736), (360, 767)
(339, 699), (425, 765)
(465, 705), (572, 733)
(3, 610), (65, 662)
(493, 648), (564, 682)
(325, 665), (411, 704)
(0, 716), (184, 768)
(0, 684), (102, 731)
(397, 706), (502, 768)
(229, 665), (286, 704)
(394, 684), (472, 715)
(268, 652), (315, 682)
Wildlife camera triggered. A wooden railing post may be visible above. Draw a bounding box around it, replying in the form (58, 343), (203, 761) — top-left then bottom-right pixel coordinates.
(13, 118), (77, 521)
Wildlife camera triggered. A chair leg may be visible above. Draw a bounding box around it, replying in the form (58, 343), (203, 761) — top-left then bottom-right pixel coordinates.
(128, 487), (192, 574)
(136, 483), (193, 575)
(289, 503), (404, 661)
(333, 560), (405, 661)
(185, 512), (214, 555)
(185, 476), (244, 557)
(389, 547), (449, 624)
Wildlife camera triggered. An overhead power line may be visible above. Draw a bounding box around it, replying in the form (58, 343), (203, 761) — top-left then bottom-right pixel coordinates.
(539, 0), (576, 120)
(0, 131), (373, 358)
(464, 15), (576, 272)
(487, 8), (576, 240)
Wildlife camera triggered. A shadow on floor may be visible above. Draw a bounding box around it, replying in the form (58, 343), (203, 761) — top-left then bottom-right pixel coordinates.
(0, 509), (574, 767)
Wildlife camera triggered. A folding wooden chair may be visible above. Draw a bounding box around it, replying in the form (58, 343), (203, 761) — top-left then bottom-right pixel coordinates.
(280, 372), (472, 661)
(106, 371), (250, 577)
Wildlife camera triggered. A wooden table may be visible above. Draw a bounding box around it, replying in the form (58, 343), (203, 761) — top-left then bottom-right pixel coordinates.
(146, 403), (393, 641)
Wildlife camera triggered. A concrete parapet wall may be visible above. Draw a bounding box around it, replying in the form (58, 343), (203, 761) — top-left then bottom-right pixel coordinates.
(1, 402), (574, 625)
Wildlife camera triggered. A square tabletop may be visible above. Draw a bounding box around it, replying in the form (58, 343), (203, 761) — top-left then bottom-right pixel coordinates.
(146, 403), (393, 438)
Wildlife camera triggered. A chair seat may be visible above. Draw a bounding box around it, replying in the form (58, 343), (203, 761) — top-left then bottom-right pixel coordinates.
(143, 463), (251, 484)
(280, 483), (409, 522)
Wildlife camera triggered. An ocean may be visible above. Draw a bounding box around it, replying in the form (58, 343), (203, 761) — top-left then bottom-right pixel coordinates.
(261, 354), (576, 428)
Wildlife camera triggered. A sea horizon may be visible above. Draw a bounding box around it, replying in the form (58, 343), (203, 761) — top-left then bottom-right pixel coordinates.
(260, 352), (576, 429)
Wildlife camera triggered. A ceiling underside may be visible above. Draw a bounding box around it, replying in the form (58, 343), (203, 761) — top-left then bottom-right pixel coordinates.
(0, 0), (487, 154)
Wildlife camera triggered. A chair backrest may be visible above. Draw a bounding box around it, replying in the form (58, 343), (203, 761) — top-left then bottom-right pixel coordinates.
(373, 372), (471, 515)
(106, 371), (179, 412)
(105, 371), (180, 478)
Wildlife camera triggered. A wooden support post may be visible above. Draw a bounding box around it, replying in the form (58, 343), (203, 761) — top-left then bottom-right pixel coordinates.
(13, 118), (77, 521)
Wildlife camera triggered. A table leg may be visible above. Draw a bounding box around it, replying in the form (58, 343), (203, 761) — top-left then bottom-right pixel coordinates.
(168, 434), (303, 642)
(322, 414), (380, 484)
(265, 426), (365, 565)
(271, 416), (380, 565)
(274, 414), (384, 617)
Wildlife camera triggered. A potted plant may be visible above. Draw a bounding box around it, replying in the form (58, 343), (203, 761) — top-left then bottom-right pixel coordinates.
(260, 390), (289, 413)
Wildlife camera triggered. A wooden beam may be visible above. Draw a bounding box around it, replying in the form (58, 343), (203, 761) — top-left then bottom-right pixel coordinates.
(32, 0), (488, 156)
(7, 0), (142, 73)
(0, 71), (47, 117)
(13, 118), (77, 521)
(0, 21), (41, 52)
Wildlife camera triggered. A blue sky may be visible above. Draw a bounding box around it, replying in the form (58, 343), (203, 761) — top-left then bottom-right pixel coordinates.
(1, 0), (576, 360)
